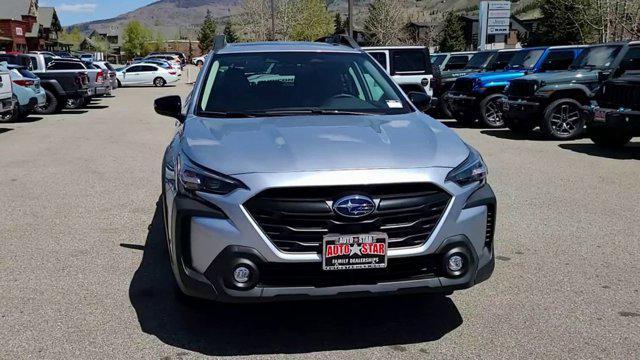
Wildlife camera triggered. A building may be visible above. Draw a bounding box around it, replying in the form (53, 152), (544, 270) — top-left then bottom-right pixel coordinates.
(0, 0), (67, 52)
(461, 15), (532, 50)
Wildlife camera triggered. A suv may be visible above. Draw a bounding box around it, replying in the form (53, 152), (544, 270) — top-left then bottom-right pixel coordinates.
(431, 52), (476, 72)
(585, 56), (640, 147)
(433, 49), (518, 117)
(447, 46), (584, 127)
(0, 66), (15, 118)
(503, 42), (639, 139)
(364, 46), (435, 98)
(154, 38), (496, 302)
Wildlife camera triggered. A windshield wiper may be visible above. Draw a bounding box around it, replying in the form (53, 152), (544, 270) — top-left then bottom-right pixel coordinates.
(258, 108), (383, 116)
(201, 111), (256, 118)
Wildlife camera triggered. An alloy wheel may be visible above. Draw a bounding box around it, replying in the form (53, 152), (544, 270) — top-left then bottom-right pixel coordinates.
(550, 104), (581, 136)
(484, 98), (504, 127)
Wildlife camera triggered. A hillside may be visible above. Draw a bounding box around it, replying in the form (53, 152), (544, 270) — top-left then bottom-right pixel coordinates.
(74, 0), (537, 39)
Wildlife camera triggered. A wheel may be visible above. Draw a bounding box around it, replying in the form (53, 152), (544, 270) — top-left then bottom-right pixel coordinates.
(541, 99), (585, 139)
(154, 77), (166, 87)
(0, 96), (19, 123)
(196, 60), (204, 66)
(454, 112), (475, 125)
(504, 116), (535, 135)
(439, 92), (454, 119)
(588, 128), (632, 148)
(479, 94), (506, 128)
(34, 89), (60, 115)
(66, 97), (84, 109)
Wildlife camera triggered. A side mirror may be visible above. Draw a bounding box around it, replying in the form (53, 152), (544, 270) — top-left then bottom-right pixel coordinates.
(154, 95), (184, 122)
(408, 92), (431, 111)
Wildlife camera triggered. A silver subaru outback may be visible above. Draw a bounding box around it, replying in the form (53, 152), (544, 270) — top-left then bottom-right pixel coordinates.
(155, 38), (496, 302)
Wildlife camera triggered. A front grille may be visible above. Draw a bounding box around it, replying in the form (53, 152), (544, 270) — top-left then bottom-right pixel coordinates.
(506, 80), (538, 98)
(599, 82), (640, 110)
(451, 77), (476, 94)
(259, 255), (439, 287)
(245, 183), (451, 253)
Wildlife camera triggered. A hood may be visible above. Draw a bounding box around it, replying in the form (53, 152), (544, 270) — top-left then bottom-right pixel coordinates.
(182, 112), (469, 175)
(441, 68), (480, 81)
(516, 70), (599, 85)
(467, 70), (525, 84)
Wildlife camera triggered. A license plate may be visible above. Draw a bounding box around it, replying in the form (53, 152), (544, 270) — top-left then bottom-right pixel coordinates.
(322, 233), (387, 271)
(594, 108), (607, 122)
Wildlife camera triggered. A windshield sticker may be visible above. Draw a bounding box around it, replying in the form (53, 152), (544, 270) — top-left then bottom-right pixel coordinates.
(386, 100), (402, 108)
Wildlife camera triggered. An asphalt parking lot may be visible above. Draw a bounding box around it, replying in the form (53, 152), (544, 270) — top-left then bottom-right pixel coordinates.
(1, 76), (639, 359)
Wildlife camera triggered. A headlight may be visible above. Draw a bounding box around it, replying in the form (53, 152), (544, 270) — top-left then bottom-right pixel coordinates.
(446, 145), (488, 186)
(176, 153), (246, 195)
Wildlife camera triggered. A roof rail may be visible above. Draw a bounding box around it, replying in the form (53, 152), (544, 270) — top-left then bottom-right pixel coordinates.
(315, 35), (360, 49)
(213, 35), (227, 52)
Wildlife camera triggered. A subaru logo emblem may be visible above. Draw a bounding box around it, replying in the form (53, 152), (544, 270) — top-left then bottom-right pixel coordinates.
(333, 195), (376, 218)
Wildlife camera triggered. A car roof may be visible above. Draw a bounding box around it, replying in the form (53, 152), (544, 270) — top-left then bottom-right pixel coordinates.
(363, 46), (426, 51)
(217, 41), (361, 54)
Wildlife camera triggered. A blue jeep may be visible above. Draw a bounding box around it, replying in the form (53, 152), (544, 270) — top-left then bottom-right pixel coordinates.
(446, 46), (584, 127)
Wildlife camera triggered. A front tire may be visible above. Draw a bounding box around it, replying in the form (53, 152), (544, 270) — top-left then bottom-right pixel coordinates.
(154, 77), (166, 87)
(541, 99), (585, 139)
(0, 96), (19, 123)
(34, 89), (60, 115)
(196, 60), (204, 66)
(479, 94), (506, 128)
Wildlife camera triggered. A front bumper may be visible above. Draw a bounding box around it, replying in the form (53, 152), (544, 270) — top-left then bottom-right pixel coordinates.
(446, 93), (478, 114)
(584, 106), (640, 134)
(164, 168), (497, 302)
(501, 98), (542, 120)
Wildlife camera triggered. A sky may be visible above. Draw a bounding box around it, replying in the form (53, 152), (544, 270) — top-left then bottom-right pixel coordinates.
(39, 0), (157, 26)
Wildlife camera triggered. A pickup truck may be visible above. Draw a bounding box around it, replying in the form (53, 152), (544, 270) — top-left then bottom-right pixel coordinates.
(25, 54), (107, 108)
(584, 58), (640, 147)
(0, 67), (15, 118)
(503, 41), (640, 139)
(433, 49), (518, 117)
(446, 46), (584, 127)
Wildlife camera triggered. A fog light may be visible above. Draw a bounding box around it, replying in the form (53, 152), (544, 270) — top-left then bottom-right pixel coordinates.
(233, 266), (251, 283)
(448, 255), (464, 272)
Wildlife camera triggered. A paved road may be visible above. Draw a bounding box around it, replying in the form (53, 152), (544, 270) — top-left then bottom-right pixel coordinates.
(1, 78), (639, 359)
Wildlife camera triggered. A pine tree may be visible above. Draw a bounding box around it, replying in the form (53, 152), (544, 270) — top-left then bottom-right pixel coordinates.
(334, 13), (345, 34)
(198, 10), (217, 53)
(437, 12), (466, 52)
(223, 20), (239, 43)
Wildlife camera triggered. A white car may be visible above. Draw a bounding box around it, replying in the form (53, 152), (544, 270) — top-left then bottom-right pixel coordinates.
(192, 55), (207, 66)
(116, 63), (179, 87)
(0, 67), (14, 116)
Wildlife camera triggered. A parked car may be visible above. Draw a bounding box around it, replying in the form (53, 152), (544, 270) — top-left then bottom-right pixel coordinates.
(24, 54), (90, 114)
(53, 51), (74, 58)
(116, 63), (179, 87)
(144, 54), (182, 71)
(0, 53), (32, 68)
(154, 38), (496, 302)
(144, 56), (182, 76)
(503, 42), (639, 139)
(192, 55), (207, 66)
(585, 48), (640, 147)
(363, 46), (435, 100)
(93, 61), (119, 90)
(0, 66), (15, 119)
(44, 58), (108, 107)
(0, 63), (46, 122)
(431, 52), (476, 71)
(79, 54), (94, 62)
(433, 49), (518, 117)
(149, 51), (186, 66)
(447, 46), (584, 127)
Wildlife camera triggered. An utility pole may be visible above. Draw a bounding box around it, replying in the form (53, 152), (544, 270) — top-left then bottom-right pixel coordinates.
(270, 0), (276, 41)
(347, 0), (353, 38)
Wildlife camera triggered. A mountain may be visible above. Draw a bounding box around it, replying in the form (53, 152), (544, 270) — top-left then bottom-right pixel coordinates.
(73, 0), (536, 39)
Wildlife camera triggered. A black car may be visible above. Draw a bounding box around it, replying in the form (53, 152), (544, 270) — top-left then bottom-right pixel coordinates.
(503, 42), (640, 139)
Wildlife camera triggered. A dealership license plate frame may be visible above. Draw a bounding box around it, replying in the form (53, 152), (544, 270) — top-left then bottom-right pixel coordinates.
(594, 108), (608, 122)
(322, 232), (388, 271)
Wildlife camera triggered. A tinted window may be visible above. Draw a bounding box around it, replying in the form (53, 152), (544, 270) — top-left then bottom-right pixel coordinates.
(127, 66), (143, 72)
(140, 65), (158, 72)
(198, 52), (410, 115)
(572, 45), (622, 69)
(444, 55), (471, 70)
(488, 51), (517, 71)
(619, 46), (640, 71)
(465, 52), (495, 69)
(541, 50), (577, 71)
(368, 52), (387, 69)
(507, 49), (545, 70)
(392, 50), (428, 74)
(47, 61), (85, 70)
(431, 54), (446, 66)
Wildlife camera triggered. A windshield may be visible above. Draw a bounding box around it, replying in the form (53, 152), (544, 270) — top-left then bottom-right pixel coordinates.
(571, 45), (622, 69)
(431, 54), (446, 66)
(198, 52), (412, 116)
(465, 52), (494, 69)
(507, 49), (545, 70)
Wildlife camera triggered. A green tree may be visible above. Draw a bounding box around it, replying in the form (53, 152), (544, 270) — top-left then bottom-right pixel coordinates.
(289, 0), (333, 41)
(437, 12), (466, 52)
(334, 13), (345, 34)
(364, 0), (409, 45)
(528, 0), (586, 45)
(198, 10), (217, 53)
(223, 20), (239, 43)
(122, 20), (152, 57)
(59, 26), (84, 51)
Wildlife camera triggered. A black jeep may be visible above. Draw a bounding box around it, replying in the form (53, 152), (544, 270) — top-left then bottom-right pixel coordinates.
(503, 42), (640, 139)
